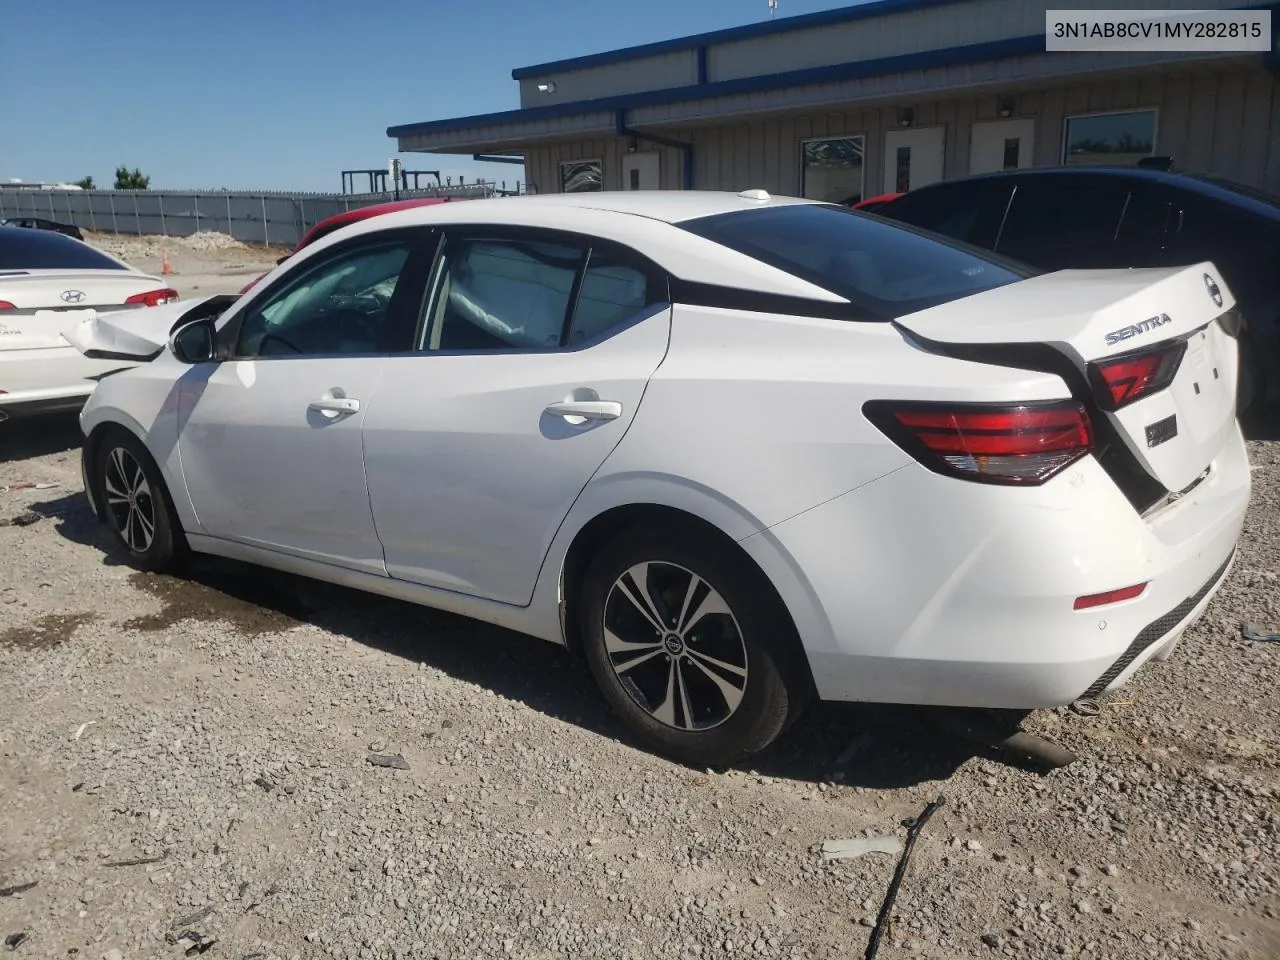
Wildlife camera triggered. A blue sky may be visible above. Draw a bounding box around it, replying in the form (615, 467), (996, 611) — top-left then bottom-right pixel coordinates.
(0, 0), (861, 194)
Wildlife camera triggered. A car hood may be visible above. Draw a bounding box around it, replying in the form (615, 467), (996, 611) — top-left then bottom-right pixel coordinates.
(61, 296), (221, 359)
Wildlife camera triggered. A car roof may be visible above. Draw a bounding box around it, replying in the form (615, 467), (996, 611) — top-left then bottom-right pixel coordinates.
(288, 190), (842, 304)
(337, 190), (816, 236)
(296, 197), (456, 249)
(903, 166), (1280, 219)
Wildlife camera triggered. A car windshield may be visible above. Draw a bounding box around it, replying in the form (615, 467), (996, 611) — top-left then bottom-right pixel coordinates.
(679, 203), (1030, 318)
(0, 227), (124, 271)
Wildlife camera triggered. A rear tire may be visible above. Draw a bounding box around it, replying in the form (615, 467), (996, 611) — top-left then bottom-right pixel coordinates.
(578, 523), (811, 767)
(93, 427), (185, 573)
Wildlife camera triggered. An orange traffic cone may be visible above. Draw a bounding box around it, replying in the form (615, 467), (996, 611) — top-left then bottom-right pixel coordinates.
(161, 249), (172, 275)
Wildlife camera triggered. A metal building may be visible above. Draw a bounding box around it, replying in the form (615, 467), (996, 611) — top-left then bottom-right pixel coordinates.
(388, 0), (1280, 201)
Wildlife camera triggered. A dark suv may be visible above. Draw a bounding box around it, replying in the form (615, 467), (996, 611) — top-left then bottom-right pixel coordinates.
(873, 165), (1280, 412)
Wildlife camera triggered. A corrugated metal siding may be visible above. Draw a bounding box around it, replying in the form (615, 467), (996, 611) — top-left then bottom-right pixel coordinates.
(516, 0), (1244, 104)
(517, 50), (698, 107)
(524, 140), (687, 194)
(527, 64), (1280, 196)
(622, 49), (1249, 129)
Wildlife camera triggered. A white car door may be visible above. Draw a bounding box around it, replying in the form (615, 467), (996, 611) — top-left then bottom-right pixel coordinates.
(361, 228), (671, 605)
(178, 228), (436, 575)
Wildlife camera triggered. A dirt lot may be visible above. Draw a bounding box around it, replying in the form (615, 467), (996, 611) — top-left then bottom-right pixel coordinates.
(1, 239), (1278, 959)
(84, 231), (286, 300)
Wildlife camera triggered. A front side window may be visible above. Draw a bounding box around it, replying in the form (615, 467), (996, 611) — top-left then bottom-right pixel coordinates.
(1063, 110), (1157, 166)
(801, 136), (866, 205)
(681, 203), (1028, 318)
(560, 160), (602, 193)
(235, 240), (413, 357)
(421, 237), (585, 351)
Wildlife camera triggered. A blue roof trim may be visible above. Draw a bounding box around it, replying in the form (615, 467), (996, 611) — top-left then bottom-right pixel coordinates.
(509, 0), (966, 80)
(388, 33), (1044, 139)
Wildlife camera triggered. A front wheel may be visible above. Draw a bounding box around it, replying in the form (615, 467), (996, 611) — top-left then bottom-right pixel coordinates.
(578, 525), (811, 767)
(93, 428), (185, 572)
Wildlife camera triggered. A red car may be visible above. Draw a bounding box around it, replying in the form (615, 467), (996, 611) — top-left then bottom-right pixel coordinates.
(851, 192), (904, 212)
(238, 197), (461, 295)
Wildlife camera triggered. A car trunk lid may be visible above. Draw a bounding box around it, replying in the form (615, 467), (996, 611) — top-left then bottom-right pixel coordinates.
(0, 269), (168, 313)
(892, 262), (1239, 494)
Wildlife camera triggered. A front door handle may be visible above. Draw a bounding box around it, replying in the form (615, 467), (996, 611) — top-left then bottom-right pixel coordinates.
(543, 399), (622, 422)
(309, 397), (361, 417)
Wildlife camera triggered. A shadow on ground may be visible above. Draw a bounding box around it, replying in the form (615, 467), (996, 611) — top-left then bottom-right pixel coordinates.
(1242, 405), (1280, 441)
(0, 412), (83, 464)
(28, 488), (1056, 791)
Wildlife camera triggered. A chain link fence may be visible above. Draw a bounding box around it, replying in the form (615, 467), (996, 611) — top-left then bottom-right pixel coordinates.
(0, 182), (517, 248)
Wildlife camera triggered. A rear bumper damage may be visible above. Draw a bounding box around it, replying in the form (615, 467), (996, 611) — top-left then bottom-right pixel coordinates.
(745, 421), (1251, 710)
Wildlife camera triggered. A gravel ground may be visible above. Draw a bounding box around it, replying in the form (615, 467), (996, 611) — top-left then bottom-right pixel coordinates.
(1, 412), (1277, 960)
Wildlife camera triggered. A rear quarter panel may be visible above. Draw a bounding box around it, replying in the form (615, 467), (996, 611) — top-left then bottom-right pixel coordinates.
(528, 302), (1073, 639)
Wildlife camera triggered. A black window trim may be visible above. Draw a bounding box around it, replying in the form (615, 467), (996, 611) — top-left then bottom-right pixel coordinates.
(412, 223), (672, 356)
(217, 224), (440, 362)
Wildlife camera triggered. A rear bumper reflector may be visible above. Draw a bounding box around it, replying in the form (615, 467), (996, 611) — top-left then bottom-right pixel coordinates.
(1079, 553), (1233, 699)
(1073, 582), (1148, 610)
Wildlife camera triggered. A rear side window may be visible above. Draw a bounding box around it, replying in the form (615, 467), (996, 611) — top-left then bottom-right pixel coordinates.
(423, 237), (586, 351)
(877, 180), (1014, 250)
(0, 227), (124, 271)
(997, 176), (1130, 253)
(679, 203), (1028, 318)
(569, 250), (659, 345)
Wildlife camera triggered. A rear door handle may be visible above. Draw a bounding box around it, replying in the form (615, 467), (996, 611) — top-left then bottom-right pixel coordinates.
(543, 400), (622, 422)
(309, 397), (361, 417)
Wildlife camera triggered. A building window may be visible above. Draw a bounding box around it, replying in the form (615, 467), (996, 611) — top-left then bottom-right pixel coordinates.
(801, 136), (865, 205)
(1063, 110), (1157, 166)
(560, 159), (602, 193)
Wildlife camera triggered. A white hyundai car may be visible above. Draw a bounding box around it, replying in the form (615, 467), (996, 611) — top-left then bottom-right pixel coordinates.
(0, 225), (177, 420)
(72, 191), (1250, 766)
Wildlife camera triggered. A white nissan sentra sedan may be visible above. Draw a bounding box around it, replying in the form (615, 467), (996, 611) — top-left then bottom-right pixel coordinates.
(73, 190), (1250, 766)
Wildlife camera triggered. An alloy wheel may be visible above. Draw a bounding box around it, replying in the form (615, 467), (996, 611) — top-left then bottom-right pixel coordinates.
(602, 561), (749, 731)
(103, 446), (156, 553)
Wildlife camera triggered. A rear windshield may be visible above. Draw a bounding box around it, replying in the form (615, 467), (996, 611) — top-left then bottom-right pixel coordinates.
(679, 203), (1030, 318)
(0, 227), (124, 271)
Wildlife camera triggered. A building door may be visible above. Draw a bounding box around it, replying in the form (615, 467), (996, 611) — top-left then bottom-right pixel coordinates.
(622, 152), (661, 190)
(883, 126), (945, 194)
(969, 119), (1036, 175)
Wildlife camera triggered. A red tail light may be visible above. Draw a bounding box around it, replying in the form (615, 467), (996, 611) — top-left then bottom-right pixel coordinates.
(865, 400), (1093, 485)
(1088, 341), (1186, 411)
(0, 301), (14, 311)
(125, 288), (180, 308)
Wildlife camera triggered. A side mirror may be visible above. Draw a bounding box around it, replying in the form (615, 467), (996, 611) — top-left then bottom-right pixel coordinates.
(169, 317), (218, 364)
